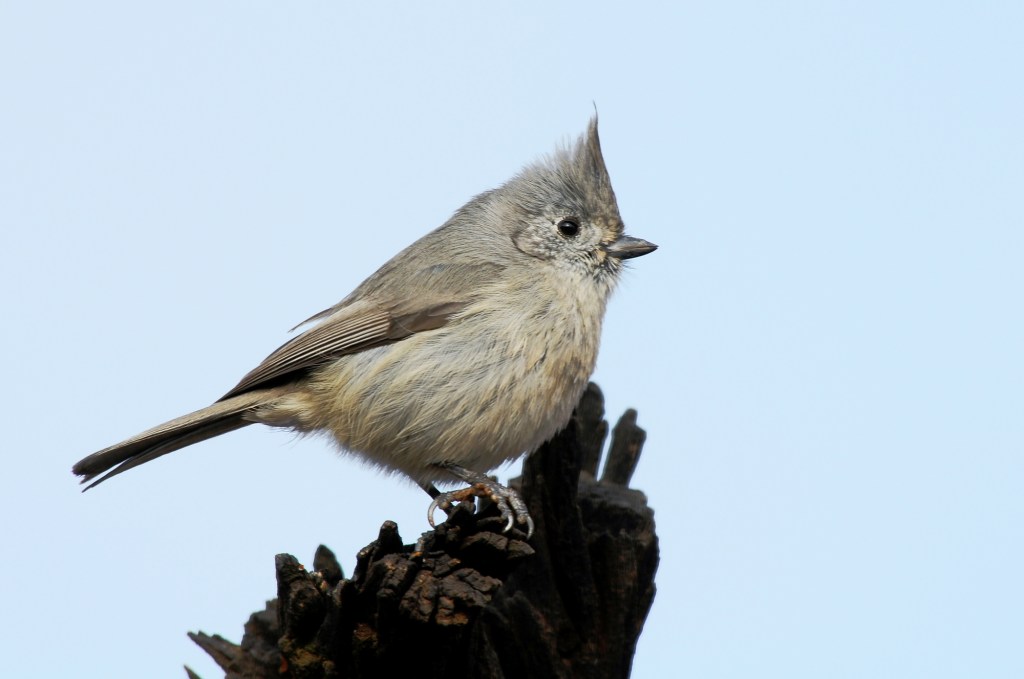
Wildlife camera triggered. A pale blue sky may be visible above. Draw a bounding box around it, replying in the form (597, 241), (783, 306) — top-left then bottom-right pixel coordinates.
(2, 2), (1021, 677)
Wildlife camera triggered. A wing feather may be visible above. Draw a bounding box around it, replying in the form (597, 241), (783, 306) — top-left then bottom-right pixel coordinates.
(221, 261), (504, 400)
(222, 301), (394, 399)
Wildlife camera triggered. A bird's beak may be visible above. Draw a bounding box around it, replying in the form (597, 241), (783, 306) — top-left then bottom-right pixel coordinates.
(606, 235), (658, 260)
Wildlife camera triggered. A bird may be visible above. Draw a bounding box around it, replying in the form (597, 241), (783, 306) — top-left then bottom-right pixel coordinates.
(72, 117), (656, 538)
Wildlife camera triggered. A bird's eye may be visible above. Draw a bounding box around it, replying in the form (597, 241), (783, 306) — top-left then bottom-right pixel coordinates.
(557, 219), (581, 237)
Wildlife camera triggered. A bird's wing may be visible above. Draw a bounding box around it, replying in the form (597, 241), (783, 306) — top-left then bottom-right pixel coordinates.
(220, 261), (503, 399)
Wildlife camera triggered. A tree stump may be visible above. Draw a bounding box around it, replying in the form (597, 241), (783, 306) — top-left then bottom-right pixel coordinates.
(187, 383), (659, 678)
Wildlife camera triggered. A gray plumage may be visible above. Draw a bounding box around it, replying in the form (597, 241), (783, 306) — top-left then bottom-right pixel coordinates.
(73, 118), (655, 530)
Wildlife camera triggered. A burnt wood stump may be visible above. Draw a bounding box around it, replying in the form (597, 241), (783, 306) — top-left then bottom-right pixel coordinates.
(187, 383), (659, 679)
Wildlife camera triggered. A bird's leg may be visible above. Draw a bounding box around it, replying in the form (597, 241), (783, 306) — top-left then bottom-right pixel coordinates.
(419, 481), (443, 501)
(424, 462), (534, 539)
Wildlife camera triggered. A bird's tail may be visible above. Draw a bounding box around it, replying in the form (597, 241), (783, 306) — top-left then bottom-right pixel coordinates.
(72, 388), (289, 490)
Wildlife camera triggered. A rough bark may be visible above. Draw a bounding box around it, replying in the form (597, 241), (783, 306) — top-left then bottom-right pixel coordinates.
(187, 383), (659, 679)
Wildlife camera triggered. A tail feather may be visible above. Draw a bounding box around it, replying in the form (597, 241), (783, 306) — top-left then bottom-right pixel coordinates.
(73, 389), (285, 490)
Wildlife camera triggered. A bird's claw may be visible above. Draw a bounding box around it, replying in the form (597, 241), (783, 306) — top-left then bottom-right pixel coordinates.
(426, 480), (534, 539)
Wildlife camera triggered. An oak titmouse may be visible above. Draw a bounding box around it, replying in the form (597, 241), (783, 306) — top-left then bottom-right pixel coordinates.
(73, 118), (656, 536)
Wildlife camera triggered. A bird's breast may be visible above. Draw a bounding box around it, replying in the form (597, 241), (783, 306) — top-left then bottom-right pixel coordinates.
(272, 271), (610, 483)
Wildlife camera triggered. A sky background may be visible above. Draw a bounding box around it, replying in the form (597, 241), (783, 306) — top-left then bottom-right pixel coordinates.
(2, 2), (1022, 677)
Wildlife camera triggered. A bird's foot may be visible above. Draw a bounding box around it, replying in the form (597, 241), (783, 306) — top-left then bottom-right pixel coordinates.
(426, 463), (534, 539)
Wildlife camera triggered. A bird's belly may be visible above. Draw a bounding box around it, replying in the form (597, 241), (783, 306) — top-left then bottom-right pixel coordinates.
(275, 308), (599, 484)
